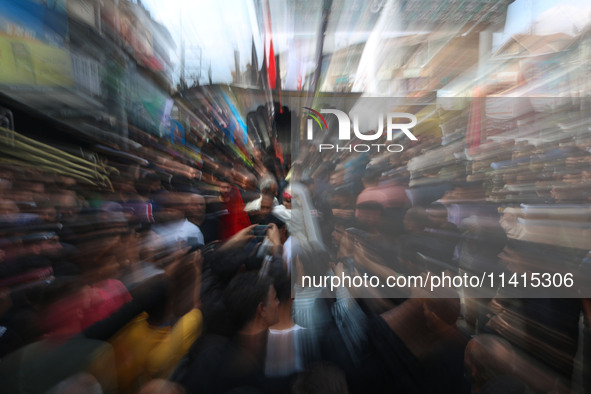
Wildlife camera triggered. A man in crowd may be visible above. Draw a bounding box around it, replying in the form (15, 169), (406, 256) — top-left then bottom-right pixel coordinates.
(153, 193), (204, 249)
(173, 272), (281, 393)
(215, 177), (251, 240)
(186, 193), (219, 245)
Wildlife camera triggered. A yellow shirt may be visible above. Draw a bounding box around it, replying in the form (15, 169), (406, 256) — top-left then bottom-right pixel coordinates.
(109, 309), (202, 393)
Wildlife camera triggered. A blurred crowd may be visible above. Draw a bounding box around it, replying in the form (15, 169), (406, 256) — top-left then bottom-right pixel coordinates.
(0, 124), (590, 394)
(284, 127), (591, 394)
(2, 0), (591, 392)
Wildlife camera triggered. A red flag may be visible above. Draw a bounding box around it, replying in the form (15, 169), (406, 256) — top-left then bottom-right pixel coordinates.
(263, 0), (277, 90)
(268, 40), (276, 89)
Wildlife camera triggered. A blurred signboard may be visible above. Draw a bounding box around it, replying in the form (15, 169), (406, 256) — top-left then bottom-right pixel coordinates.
(0, 0), (68, 47)
(0, 36), (74, 86)
(0, 0), (73, 87)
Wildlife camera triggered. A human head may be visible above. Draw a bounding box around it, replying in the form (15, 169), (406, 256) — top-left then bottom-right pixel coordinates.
(0, 199), (18, 216)
(218, 179), (232, 202)
(259, 175), (278, 197)
(55, 193), (80, 223)
(35, 199), (58, 223)
(403, 207), (428, 234)
(153, 193), (189, 223)
(283, 189), (292, 209)
(244, 173), (258, 191)
(259, 193), (274, 220)
(329, 172), (342, 188)
(22, 232), (63, 258)
(223, 272), (279, 332)
(362, 167), (381, 188)
(188, 193), (206, 224)
(355, 201), (384, 232)
(426, 202), (449, 229)
(499, 206), (520, 238)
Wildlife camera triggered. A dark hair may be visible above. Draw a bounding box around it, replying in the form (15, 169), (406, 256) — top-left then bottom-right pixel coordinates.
(207, 248), (248, 283)
(261, 213), (286, 230)
(404, 207), (429, 228)
(261, 192), (275, 200)
(362, 167), (381, 183)
(218, 176), (231, 184)
(267, 260), (290, 302)
(223, 272), (273, 330)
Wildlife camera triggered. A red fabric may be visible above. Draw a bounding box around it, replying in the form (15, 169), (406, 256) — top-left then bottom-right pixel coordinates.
(467, 87), (484, 154)
(264, 0), (277, 90)
(82, 279), (132, 329)
(268, 40), (277, 89)
(274, 138), (284, 166)
(356, 184), (409, 213)
(43, 279), (131, 339)
(220, 186), (251, 240)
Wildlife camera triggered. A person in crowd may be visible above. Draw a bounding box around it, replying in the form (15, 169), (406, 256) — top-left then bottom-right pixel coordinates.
(248, 192), (275, 224)
(2, 88), (590, 394)
(356, 166), (409, 235)
(172, 272), (282, 393)
(54, 192), (81, 225)
(214, 177), (251, 240)
(421, 202), (461, 273)
(0, 198), (19, 218)
(186, 193), (219, 245)
(117, 225), (165, 290)
(403, 206), (429, 235)
(457, 215), (507, 332)
(33, 199), (58, 224)
(282, 187), (292, 210)
(240, 173), (262, 205)
(153, 193), (204, 249)
(107, 249), (203, 393)
(244, 175), (280, 215)
(265, 262), (307, 378)
(0, 231), (62, 283)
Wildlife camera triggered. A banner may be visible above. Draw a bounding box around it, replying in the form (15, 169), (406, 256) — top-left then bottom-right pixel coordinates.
(0, 0), (68, 47)
(0, 36), (73, 86)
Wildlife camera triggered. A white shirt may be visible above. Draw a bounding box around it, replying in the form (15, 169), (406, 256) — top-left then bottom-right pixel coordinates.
(154, 218), (204, 247)
(265, 324), (305, 377)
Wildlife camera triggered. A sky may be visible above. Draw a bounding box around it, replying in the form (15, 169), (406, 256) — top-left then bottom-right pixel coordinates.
(142, 0), (262, 85)
(141, 0), (591, 86)
(498, 0), (591, 49)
